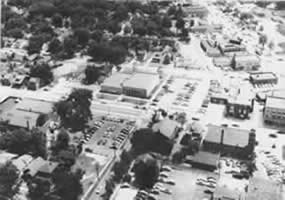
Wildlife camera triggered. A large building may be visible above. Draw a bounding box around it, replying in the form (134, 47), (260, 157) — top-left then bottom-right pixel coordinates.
(249, 72), (278, 85)
(203, 124), (256, 159)
(100, 72), (160, 98)
(231, 54), (261, 71)
(100, 73), (130, 94)
(186, 151), (220, 171)
(123, 73), (159, 98)
(264, 96), (285, 126)
(184, 5), (209, 18)
(200, 40), (221, 57)
(226, 94), (254, 119)
(218, 42), (246, 54)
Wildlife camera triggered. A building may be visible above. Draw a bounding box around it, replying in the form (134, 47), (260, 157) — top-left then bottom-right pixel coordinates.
(185, 151), (220, 171)
(264, 96), (285, 126)
(152, 118), (179, 140)
(203, 124), (256, 159)
(15, 98), (54, 114)
(231, 54), (261, 71)
(123, 73), (159, 98)
(218, 42), (246, 54)
(12, 154), (34, 172)
(249, 72), (278, 85)
(189, 25), (210, 33)
(213, 186), (242, 200)
(246, 178), (282, 200)
(226, 95), (254, 119)
(1, 109), (40, 130)
(12, 75), (27, 88)
(210, 93), (228, 105)
(27, 77), (41, 90)
(185, 5), (209, 18)
(213, 56), (232, 68)
(24, 157), (59, 182)
(200, 40), (221, 57)
(100, 73), (131, 94)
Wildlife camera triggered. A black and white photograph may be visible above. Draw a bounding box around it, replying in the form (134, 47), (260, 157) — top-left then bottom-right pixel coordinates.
(0, 0), (285, 199)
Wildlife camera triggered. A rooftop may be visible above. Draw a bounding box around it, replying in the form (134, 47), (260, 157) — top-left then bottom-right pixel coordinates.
(187, 151), (220, 167)
(250, 72), (277, 81)
(1, 109), (40, 129)
(265, 96), (285, 110)
(0, 151), (17, 164)
(15, 98), (54, 114)
(235, 54), (260, 63)
(123, 73), (159, 91)
(37, 161), (59, 175)
(101, 73), (131, 88)
(26, 157), (45, 176)
(204, 124), (250, 147)
(152, 118), (178, 139)
(246, 178), (282, 200)
(214, 186), (241, 200)
(12, 154), (34, 171)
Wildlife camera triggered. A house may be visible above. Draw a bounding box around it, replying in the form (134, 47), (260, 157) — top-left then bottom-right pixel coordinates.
(27, 77), (41, 90)
(185, 151), (220, 171)
(12, 75), (28, 89)
(24, 157), (59, 182)
(152, 118), (179, 141)
(249, 72), (278, 85)
(0, 151), (17, 164)
(185, 5), (209, 18)
(218, 42), (246, 54)
(12, 154), (34, 172)
(264, 96), (285, 126)
(150, 118), (179, 155)
(203, 124), (256, 159)
(213, 56), (232, 69)
(246, 178), (282, 200)
(200, 40), (221, 57)
(225, 89), (255, 119)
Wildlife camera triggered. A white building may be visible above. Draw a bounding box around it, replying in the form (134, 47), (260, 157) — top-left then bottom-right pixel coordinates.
(264, 96), (285, 126)
(123, 73), (160, 98)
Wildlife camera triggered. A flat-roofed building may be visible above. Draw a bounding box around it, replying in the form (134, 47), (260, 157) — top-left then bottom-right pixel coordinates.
(1, 109), (40, 130)
(186, 151), (220, 171)
(15, 98), (54, 114)
(123, 73), (159, 98)
(218, 43), (246, 54)
(203, 124), (256, 159)
(232, 54), (260, 71)
(213, 56), (232, 68)
(226, 94), (254, 119)
(200, 40), (221, 57)
(100, 73), (131, 94)
(185, 5), (209, 18)
(249, 72), (278, 85)
(246, 178), (282, 200)
(264, 96), (285, 126)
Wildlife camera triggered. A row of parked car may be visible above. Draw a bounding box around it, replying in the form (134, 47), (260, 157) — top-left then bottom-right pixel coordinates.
(110, 125), (134, 150)
(196, 176), (217, 194)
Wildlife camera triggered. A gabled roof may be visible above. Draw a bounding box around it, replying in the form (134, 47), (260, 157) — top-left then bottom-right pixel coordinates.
(12, 154), (33, 171)
(37, 161), (59, 175)
(152, 118), (178, 139)
(205, 124), (250, 147)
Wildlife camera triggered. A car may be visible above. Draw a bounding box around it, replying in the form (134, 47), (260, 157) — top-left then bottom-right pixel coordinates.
(161, 166), (172, 172)
(150, 189), (160, 195)
(277, 130), (285, 135)
(232, 173), (244, 179)
(207, 177), (216, 181)
(232, 124), (239, 127)
(204, 189), (214, 194)
(269, 133), (277, 138)
(164, 179), (175, 185)
(196, 181), (205, 186)
(159, 172), (169, 178)
(120, 183), (130, 188)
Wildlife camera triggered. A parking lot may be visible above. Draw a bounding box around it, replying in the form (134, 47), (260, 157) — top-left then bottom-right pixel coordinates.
(81, 116), (135, 156)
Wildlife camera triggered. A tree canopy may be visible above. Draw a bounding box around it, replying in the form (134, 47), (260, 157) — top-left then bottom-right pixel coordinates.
(0, 162), (19, 199)
(0, 128), (47, 158)
(30, 62), (54, 86)
(133, 153), (160, 189)
(54, 89), (93, 131)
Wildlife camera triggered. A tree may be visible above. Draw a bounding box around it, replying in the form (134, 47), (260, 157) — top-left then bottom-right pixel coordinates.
(172, 149), (186, 164)
(176, 112), (187, 126)
(163, 54), (171, 65)
(161, 16), (172, 28)
(91, 30), (104, 42)
(84, 65), (101, 84)
(133, 153), (160, 189)
(106, 20), (122, 34)
(27, 34), (46, 55)
(7, 0), (32, 8)
(6, 28), (23, 39)
(167, 5), (176, 16)
(29, 1), (57, 17)
(30, 62), (54, 86)
(113, 161), (127, 182)
(52, 170), (83, 200)
(5, 17), (27, 30)
(114, 4), (129, 21)
(176, 17), (185, 30)
(52, 13), (63, 28)
(30, 128), (47, 159)
(268, 40), (275, 49)
(74, 28), (90, 46)
(51, 129), (70, 155)
(61, 37), (77, 59)
(120, 150), (132, 165)
(181, 28), (189, 39)
(0, 162), (19, 199)
(259, 34), (268, 47)
(27, 178), (52, 200)
(48, 38), (62, 54)
(54, 89), (93, 131)
(124, 25), (132, 35)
